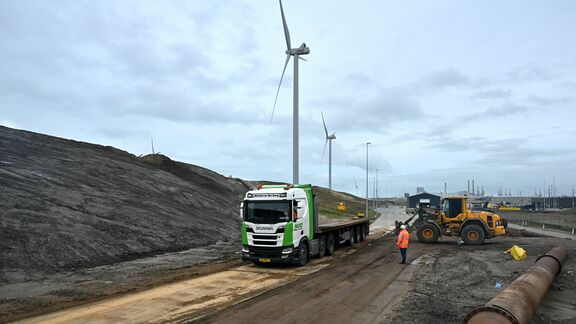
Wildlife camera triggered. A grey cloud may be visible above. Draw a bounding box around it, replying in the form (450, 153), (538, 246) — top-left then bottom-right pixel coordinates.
(93, 127), (149, 140)
(505, 65), (556, 83)
(417, 68), (470, 90)
(527, 95), (572, 106)
(0, 0), (260, 127)
(314, 87), (426, 133)
(470, 89), (511, 100)
(457, 103), (530, 125)
(484, 103), (529, 116)
(427, 136), (567, 168)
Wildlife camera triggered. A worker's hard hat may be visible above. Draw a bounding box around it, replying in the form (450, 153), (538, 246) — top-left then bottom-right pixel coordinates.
(400, 225), (406, 229)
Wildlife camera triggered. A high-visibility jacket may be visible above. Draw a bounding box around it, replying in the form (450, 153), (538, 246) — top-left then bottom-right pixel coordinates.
(396, 229), (409, 248)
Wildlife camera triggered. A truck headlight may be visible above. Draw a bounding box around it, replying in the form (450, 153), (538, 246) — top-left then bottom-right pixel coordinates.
(242, 245), (249, 253)
(282, 247), (293, 254)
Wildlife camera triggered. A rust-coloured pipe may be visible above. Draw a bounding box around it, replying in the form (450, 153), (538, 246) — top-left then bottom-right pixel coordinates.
(463, 246), (568, 324)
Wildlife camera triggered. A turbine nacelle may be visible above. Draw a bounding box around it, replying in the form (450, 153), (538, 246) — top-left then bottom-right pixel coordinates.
(286, 43), (310, 55)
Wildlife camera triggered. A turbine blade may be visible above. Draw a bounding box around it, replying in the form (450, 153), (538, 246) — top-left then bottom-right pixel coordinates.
(279, 0), (291, 50)
(322, 139), (328, 162)
(271, 54), (291, 122)
(321, 112), (329, 137)
(298, 56), (308, 62)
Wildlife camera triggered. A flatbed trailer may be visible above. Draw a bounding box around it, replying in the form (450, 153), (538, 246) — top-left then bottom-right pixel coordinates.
(240, 184), (370, 266)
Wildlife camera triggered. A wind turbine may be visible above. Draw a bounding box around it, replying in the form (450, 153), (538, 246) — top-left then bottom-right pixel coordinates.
(321, 112), (336, 190)
(271, 0), (310, 185)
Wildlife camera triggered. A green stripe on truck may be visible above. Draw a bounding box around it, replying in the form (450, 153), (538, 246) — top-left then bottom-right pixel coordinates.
(283, 222), (294, 246)
(241, 223), (248, 245)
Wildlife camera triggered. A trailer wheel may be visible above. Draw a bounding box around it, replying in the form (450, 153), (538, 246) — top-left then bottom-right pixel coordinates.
(296, 243), (309, 266)
(461, 224), (485, 245)
(359, 226), (366, 241)
(354, 226), (361, 243)
(365, 224), (370, 237)
(326, 234), (335, 256)
(318, 236), (326, 258)
(416, 223), (440, 243)
(347, 228), (355, 246)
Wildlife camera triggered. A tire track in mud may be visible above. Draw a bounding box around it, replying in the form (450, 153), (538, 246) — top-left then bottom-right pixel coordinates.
(198, 233), (422, 324)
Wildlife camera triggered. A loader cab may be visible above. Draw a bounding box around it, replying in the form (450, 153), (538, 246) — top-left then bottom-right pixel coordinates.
(442, 197), (465, 218)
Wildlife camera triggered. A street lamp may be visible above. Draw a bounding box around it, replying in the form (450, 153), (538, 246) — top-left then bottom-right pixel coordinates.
(365, 142), (371, 219)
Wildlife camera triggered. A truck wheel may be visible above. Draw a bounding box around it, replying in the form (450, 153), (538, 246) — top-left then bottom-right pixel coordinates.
(347, 228), (355, 246)
(296, 243), (308, 266)
(359, 226), (366, 241)
(461, 225), (486, 245)
(417, 223), (440, 243)
(326, 234), (335, 256)
(355, 227), (361, 242)
(318, 236), (326, 258)
(365, 224), (369, 237)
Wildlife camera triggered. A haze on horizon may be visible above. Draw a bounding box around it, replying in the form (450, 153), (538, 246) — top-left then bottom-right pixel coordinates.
(1, 0), (575, 197)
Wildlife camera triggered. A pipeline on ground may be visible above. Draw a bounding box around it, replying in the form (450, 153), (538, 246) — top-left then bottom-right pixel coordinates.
(462, 246), (568, 324)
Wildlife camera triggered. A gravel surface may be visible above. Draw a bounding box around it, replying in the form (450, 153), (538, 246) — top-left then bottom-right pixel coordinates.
(385, 228), (576, 323)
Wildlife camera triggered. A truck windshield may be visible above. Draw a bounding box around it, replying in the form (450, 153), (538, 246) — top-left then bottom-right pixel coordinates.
(245, 201), (291, 224)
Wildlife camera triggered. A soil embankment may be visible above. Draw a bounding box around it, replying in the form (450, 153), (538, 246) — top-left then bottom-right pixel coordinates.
(0, 126), (249, 321)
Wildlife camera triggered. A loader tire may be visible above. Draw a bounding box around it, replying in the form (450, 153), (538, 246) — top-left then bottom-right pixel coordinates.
(461, 224), (485, 245)
(417, 223), (440, 243)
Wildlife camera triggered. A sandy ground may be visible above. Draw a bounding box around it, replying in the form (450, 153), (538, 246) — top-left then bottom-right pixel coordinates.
(0, 242), (243, 323)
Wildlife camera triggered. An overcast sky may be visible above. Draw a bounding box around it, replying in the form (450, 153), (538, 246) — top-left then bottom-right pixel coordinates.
(1, 0), (575, 197)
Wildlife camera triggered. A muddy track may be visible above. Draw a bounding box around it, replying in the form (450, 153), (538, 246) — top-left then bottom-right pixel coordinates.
(196, 233), (421, 324)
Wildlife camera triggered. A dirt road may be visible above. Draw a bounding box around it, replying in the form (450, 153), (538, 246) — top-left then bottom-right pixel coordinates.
(14, 226), (394, 324)
(199, 229), (422, 324)
(200, 210), (576, 324)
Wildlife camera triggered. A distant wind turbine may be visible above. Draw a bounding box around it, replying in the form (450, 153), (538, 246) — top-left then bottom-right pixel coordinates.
(321, 112), (336, 190)
(271, 0), (310, 184)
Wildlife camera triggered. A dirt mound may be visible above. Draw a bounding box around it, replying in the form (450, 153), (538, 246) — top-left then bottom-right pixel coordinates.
(0, 126), (249, 282)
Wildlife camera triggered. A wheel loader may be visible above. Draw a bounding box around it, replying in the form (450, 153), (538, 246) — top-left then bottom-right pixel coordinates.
(396, 196), (507, 245)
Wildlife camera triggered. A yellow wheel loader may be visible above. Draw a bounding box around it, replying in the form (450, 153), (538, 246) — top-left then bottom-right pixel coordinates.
(396, 196), (507, 245)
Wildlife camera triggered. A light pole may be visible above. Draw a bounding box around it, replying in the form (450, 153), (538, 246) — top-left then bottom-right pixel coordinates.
(365, 142), (371, 219)
(376, 168), (379, 209)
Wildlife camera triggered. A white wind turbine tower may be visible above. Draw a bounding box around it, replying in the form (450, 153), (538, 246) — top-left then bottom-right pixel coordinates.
(271, 0), (310, 184)
(321, 112), (336, 190)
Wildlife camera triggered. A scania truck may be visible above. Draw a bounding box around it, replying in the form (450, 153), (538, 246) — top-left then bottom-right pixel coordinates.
(240, 184), (370, 266)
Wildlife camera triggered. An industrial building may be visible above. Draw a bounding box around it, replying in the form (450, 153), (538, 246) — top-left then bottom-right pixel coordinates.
(407, 192), (441, 209)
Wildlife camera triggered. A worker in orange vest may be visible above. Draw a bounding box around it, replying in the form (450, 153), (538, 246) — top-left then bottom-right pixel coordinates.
(396, 224), (410, 264)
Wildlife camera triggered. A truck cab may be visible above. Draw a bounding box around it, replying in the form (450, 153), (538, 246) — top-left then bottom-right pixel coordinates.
(241, 184), (315, 266)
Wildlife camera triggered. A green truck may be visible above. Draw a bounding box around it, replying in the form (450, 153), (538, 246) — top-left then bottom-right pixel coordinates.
(240, 184), (370, 266)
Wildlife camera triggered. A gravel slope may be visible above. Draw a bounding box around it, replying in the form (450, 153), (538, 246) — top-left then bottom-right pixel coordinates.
(0, 126), (249, 282)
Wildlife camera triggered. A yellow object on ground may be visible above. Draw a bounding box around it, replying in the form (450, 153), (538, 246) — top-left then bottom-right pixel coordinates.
(499, 206), (521, 211)
(506, 245), (527, 261)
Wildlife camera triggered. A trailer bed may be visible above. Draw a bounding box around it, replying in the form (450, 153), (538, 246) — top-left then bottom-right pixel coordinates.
(318, 217), (369, 233)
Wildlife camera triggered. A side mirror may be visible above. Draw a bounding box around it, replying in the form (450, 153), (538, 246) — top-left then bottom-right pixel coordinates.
(240, 202), (244, 220)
